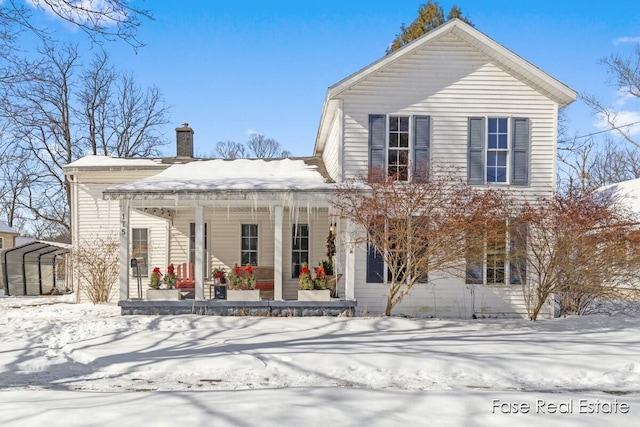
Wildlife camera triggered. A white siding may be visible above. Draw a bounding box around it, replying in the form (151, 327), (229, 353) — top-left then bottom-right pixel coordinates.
(333, 33), (560, 317)
(340, 33), (556, 197)
(322, 107), (342, 182)
(73, 170), (168, 302)
(350, 243), (552, 319)
(168, 207), (330, 301)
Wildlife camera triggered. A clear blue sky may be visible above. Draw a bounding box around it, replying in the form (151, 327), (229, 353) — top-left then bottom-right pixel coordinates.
(36, 1), (640, 157)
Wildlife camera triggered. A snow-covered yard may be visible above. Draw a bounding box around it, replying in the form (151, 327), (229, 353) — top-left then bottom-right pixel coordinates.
(0, 295), (638, 426)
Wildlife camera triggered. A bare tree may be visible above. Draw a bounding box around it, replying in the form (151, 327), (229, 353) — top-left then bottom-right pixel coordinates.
(0, 0), (151, 54)
(559, 134), (640, 193)
(507, 189), (640, 320)
(214, 140), (246, 159)
(247, 133), (291, 158)
(0, 42), (169, 237)
(213, 134), (291, 159)
(332, 166), (504, 316)
(80, 50), (115, 156)
(0, 144), (33, 230)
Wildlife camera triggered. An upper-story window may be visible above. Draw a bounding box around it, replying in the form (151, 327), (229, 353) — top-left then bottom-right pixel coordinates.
(468, 117), (530, 186)
(487, 118), (508, 183)
(388, 116), (410, 180)
(369, 114), (431, 182)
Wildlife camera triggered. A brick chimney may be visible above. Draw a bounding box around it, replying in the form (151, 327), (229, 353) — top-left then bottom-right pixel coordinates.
(176, 123), (194, 157)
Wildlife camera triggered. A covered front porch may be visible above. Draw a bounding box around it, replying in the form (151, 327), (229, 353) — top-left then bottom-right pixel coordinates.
(103, 158), (357, 309)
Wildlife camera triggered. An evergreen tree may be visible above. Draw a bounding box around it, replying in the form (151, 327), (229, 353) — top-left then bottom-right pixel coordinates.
(387, 2), (472, 54)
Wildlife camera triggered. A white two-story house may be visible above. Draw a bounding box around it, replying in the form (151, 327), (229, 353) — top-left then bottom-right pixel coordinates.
(64, 19), (576, 317)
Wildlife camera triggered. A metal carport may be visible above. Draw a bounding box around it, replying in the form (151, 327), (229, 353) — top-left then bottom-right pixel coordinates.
(2, 241), (70, 296)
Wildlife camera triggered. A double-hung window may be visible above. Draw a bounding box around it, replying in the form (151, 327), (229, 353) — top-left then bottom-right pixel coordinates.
(468, 117), (530, 185)
(369, 114), (431, 182)
(0, 236), (3, 249)
(292, 224), (309, 278)
(465, 220), (527, 285)
(131, 228), (148, 276)
(487, 118), (508, 183)
(241, 224), (258, 266)
(388, 116), (410, 180)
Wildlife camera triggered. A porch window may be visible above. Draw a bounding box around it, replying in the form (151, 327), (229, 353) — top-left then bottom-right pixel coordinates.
(131, 228), (148, 276)
(292, 224), (309, 278)
(241, 224), (258, 266)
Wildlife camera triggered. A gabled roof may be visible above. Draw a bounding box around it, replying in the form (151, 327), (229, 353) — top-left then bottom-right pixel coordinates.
(0, 221), (18, 235)
(314, 19), (577, 154)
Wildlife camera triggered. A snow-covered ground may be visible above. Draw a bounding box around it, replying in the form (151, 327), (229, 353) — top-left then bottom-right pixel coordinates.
(0, 295), (638, 426)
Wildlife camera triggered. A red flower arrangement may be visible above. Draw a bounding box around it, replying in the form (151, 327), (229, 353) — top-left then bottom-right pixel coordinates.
(163, 264), (177, 288)
(228, 263), (256, 290)
(149, 267), (162, 289)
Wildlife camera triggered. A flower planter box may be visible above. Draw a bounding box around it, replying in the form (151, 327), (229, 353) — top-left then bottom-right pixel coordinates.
(297, 289), (331, 302)
(146, 289), (181, 300)
(226, 289), (261, 301)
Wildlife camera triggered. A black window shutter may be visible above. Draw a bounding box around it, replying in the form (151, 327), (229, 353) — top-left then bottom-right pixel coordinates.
(468, 117), (485, 185)
(509, 221), (527, 285)
(366, 243), (384, 283)
(369, 115), (386, 181)
(412, 116), (430, 182)
(511, 118), (530, 186)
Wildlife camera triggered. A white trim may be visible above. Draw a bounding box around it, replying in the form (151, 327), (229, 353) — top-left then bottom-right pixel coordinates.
(338, 99), (344, 181)
(344, 220), (356, 300)
(240, 223), (259, 266)
(274, 206), (283, 301)
(195, 205), (205, 300)
(119, 200), (130, 300)
(291, 223), (311, 279)
(130, 227), (150, 277)
(486, 116), (511, 185)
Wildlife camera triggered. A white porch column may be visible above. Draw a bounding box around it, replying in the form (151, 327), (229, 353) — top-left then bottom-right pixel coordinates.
(119, 199), (130, 300)
(195, 205), (205, 300)
(274, 205), (283, 300)
(344, 219), (356, 301)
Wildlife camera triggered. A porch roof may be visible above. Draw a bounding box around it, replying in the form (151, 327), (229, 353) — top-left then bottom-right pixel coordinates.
(103, 157), (337, 200)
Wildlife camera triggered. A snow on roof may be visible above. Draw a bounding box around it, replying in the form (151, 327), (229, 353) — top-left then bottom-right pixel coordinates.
(0, 221), (18, 234)
(106, 158), (335, 194)
(598, 177), (640, 213)
(65, 155), (165, 168)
